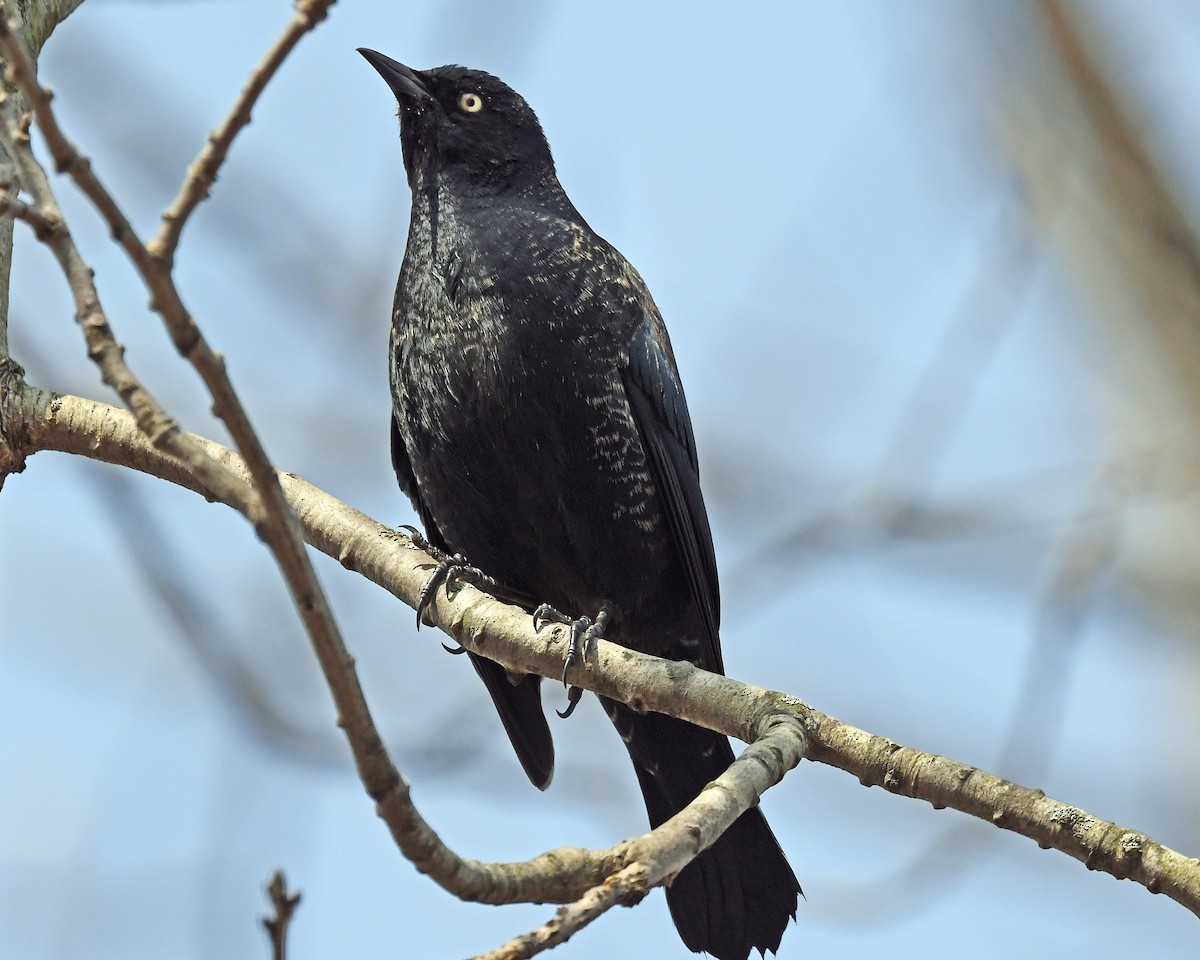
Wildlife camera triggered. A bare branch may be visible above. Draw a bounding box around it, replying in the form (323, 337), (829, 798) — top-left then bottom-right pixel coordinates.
(0, 0), (87, 365)
(147, 0), (339, 265)
(0, 187), (59, 240)
(261, 870), (301, 960)
(0, 84), (258, 509)
(1, 381), (804, 905)
(1010, 0), (1200, 431)
(16, 0), (85, 57)
(0, 6), (304, 524)
(8, 384), (1200, 919)
(0, 6), (360, 809)
(471, 864), (649, 960)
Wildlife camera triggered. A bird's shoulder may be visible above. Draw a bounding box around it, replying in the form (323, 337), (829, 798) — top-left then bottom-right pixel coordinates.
(467, 199), (624, 280)
(449, 199), (649, 335)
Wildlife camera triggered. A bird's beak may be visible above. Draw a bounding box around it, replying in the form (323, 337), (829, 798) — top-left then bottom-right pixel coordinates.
(357, 48), (432, 104)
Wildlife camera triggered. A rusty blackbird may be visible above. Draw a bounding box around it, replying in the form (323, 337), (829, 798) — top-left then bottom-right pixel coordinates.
(360, 48), (799, 960)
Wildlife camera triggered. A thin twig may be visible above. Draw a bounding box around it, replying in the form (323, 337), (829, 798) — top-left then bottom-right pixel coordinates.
(262, 870), (301, 960)
(471, 864), (649, 960)
(0, 189), (58, 240)
(8, 385), (1200, 919)
(147, 0), (338, 265)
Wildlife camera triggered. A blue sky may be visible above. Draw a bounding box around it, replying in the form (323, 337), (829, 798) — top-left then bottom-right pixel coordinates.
(2, 2), (1199, 958)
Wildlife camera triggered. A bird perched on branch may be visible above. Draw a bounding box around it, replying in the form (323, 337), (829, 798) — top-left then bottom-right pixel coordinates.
(359, 47), (799, 960)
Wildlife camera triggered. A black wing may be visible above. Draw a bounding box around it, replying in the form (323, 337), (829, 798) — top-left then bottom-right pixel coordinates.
(391, 413), (445, 552)
(391, 415), (555, 789)
(620, 315), (723, 674)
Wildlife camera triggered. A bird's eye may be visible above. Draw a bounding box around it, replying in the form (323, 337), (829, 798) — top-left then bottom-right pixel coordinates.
(458, 93), (484, 114)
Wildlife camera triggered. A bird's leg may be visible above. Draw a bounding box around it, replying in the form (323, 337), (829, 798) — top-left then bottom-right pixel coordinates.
(533, 600), (615, 718)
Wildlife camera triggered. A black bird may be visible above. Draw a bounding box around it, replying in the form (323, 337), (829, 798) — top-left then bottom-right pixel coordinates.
(359, 48), (800, 960)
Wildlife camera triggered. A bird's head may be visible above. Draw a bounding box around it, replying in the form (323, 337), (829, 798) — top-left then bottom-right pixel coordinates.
(359, 48), (557, 198)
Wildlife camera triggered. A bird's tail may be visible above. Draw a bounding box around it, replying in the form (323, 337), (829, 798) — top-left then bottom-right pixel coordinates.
(603, 700), (800, 960)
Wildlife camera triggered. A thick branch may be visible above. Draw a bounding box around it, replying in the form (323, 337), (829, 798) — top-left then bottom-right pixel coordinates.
(15, 0), (84, 56)
(8, 384), (1199, 919)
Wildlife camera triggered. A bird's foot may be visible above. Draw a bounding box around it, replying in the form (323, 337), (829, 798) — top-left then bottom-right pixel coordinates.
(398, 526), (467, 651)
(414, 551), (499, 650)
(532, 600), (614, 718)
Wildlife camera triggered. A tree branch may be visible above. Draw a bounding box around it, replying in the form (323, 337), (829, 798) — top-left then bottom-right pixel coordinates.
(7, 383), (1199, 920)
(0, 6), (279, 523)
(261, 870), (301, 960)
(0, 7), (364, 829)
(0, 81), (258, 507)
(471, 864), (649, 960)
(14, 0), (84, 57)
(147, 0), (338, 265)
(0, 0), (85, 385)
(1, 381), (804, 918)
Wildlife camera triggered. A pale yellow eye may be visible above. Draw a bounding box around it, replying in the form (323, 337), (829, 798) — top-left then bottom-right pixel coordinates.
(458, 92), (483, 113)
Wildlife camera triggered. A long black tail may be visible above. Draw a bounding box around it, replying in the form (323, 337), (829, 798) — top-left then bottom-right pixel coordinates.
(603, 700), (800, 960)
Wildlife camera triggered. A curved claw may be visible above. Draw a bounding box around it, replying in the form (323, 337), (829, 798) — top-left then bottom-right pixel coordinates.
(556, 685), (584, 719)
(441, 641), (468, 655)
(415, 556), (455, 629)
